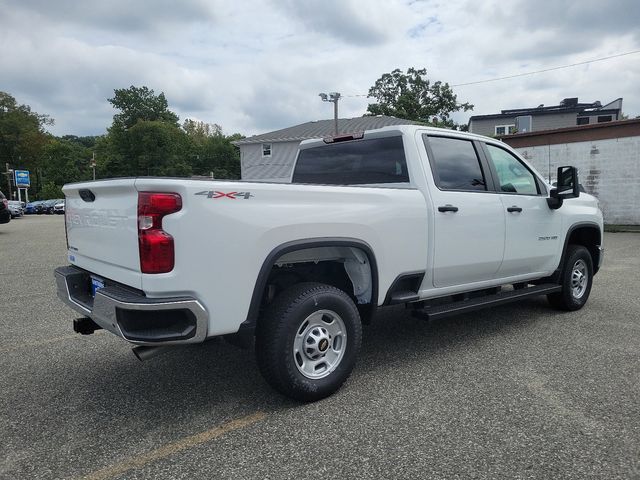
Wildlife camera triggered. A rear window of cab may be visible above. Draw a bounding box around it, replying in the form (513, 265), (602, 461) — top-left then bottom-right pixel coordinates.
(293, 136), (409, 185)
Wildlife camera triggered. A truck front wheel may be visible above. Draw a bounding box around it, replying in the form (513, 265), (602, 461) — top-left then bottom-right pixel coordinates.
(547, 244), (594, 311)
(255, 282), (362, 402)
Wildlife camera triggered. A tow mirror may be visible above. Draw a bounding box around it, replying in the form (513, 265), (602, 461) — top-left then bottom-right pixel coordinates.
(547, 166), (579, 209)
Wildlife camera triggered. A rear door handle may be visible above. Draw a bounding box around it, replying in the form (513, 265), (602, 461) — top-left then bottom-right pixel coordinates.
(438, 205), (459, 213)
(507, 206), (523, 213)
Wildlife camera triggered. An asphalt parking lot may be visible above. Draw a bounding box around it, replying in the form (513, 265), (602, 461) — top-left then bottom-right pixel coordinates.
(1, 215), (639, 479)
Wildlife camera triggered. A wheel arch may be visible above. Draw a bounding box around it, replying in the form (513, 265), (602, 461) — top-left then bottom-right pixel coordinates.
(560, 222), (602, 275)
(243, 238), (379, 329)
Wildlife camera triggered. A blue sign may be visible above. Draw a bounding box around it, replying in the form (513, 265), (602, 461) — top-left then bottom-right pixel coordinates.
(14, 170), (30, 187)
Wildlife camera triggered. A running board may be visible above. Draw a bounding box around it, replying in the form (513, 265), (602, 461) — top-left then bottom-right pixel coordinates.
(388, 291), (420, 304)
(413, 284), (562, 321)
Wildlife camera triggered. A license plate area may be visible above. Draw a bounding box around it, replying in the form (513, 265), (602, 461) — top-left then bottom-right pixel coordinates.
(91, 276), (105, 297)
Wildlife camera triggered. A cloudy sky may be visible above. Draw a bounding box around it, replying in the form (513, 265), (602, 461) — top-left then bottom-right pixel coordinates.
(1, 0), (639, 137)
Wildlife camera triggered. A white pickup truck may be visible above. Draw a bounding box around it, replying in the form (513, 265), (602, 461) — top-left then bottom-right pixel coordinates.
(56, 125), (604, 401)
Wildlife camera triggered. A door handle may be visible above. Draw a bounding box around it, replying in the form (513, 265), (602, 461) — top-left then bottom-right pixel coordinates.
(507, 206), (523, 213)
(438, 205), (459, 213)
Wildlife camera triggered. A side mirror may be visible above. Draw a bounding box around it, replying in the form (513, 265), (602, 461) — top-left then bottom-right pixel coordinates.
(547, 166), (580, 209)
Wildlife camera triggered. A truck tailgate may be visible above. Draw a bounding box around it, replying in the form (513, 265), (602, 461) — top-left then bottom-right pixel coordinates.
(64, 179), (142, 289)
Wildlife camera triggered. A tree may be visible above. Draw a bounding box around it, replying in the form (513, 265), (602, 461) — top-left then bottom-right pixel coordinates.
(100, 86), (189, 177)
(183, 119), (243, 179)
(41, 137), (92, 187)
(127, 120), (191, 177)
(366, 67), (473, 127)
(0, 91), (52, 170)
(182, 119), (222, 144)
(0, 92), (57, 198)
(108, 86), (179, 130)
(40, 180), (63, 199)
(60, 135), (98, 148)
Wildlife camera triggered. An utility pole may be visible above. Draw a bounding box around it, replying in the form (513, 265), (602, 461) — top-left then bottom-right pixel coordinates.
(91, 152), (96, 180)
(5, 163), (12, 199)
(319, 92), (341, 135)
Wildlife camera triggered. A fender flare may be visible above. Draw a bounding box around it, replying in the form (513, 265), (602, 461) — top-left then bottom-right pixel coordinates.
(554, 221), (603, 279)
(242, 237), (379, 329)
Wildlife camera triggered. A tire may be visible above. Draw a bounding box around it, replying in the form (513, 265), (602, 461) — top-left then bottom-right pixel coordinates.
(547, 245), (593, 311)
(255, 282), (362, 402)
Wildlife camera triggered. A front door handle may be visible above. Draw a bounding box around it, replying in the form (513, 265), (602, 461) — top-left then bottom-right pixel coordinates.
(438, 205), (459, 213)
(507, 206), (523, 213)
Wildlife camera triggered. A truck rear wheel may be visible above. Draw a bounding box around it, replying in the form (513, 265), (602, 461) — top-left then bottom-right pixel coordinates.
(255, 282), (362, 402)
(547, 244), (593, 311)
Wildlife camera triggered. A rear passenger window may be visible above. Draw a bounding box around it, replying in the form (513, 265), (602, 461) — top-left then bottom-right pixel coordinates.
(424, 136), (486, 191)
(485, 144), (538, 195)
(292, 136), (409, 185)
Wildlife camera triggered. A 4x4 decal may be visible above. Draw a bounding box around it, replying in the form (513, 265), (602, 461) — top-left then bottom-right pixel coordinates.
(195, 190), (254, 199)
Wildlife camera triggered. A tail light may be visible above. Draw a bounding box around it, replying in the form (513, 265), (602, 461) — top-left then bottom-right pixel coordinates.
(2, 199), (7, 209)
(138, 192), (182, 274)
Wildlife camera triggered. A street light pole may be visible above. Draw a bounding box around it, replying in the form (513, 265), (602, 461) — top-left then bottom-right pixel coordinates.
(5, 163), (12, 199)
(91, 152), (96, 180)
(319, 92), (341, 135)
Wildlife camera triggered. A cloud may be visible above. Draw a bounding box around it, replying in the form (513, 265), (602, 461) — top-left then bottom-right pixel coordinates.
(0, 0), (638, 138)
(461, 0), (640, 61)
(0, 0), (216, 34)
(272, 0), (408, 46)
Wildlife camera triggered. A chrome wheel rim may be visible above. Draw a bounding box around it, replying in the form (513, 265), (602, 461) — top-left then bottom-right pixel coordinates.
(293, 309), (346, 379)
(570, 259), (588, 299)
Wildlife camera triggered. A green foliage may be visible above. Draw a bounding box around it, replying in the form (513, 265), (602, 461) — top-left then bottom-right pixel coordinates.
(40, 180), (63, 199)
(127, 120), (192, 177)
(366, 67), (473, 127)
(183, 119), (222, 143)
(60, 135), (98, 148)
(100, 87), (189, 177)
(2, 86), (244, 197)
(183, 119), (243, 179)
(109, 86), (179, 130)
(0, 92), (60, 198)
(0, 91), (51, 172)
(98, 88), (241, 179)
(41, 137), (92, 185)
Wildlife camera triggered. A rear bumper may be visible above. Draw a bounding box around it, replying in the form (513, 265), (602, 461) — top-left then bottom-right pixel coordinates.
(596, 245), (604, 271)
(55, 265), (208, 345)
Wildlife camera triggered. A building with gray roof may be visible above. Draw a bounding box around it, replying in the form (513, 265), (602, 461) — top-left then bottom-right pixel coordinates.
(233, 115), (419, 182)
(468, 97), (623, 137)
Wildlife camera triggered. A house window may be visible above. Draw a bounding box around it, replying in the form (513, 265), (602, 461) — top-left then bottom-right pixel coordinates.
(262, 143), (272, 157)
(576, 117), (590, 125)
(495, 125), (516, 136)
(597, 115), (612, 123)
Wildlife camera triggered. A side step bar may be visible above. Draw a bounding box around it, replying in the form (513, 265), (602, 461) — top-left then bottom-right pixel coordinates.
(413, 283), (562, 321)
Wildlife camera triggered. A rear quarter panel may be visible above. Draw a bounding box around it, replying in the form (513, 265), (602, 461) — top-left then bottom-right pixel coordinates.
(134, 178), (428, 336)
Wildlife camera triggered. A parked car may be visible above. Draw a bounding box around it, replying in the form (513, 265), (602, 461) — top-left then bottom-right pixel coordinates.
(33, 199), (58, 214)
(53, 200), (65, 214)
(0, 191), (10, 224)
(35, 202), (47, 214)
(25, 200), (46, 214)
(42, 199), (61, 214)
(55, 125), (603, 401)
(7, 200), (24, 218)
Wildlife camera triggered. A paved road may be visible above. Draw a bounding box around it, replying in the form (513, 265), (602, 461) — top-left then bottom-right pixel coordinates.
(1, 215), (639, 479)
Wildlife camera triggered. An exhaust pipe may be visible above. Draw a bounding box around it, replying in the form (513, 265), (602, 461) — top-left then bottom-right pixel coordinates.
(132, 345), (168, 362)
